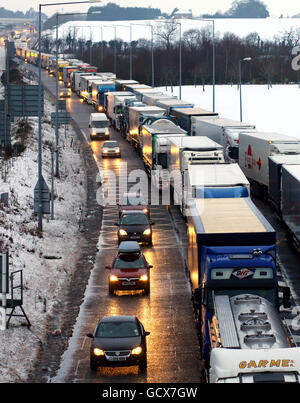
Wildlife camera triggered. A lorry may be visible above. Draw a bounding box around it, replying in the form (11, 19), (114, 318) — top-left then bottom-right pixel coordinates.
(140, 120), (187, 175)
(90, 80), (116, 110)
(72, 70), (98, 95)
(115, 80), (139, 92)
(133, 89), (163, 102)
(268, 155), (300, 215)
(89, 113), (110, 140)
(190, 117), (256, 163)
(106, 91), (135, 121)
(281, 165), (300, 252)
(171, 108), (219, 134)
(185, 196), (293, 381)
(208, 296), (299, 383)
(126, 106), (166, 149)
(142, 93), (178, 106)
(63, 65), (80, 87)
(112, 95), (138, 131)
(125, 84), (152, 93)
(239, 132), (300, 199)
(155, 99), (194, 116)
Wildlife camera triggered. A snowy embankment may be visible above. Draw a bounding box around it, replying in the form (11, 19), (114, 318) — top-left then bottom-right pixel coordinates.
(0, 71), (86, 382)
(157, 84), (300, 139)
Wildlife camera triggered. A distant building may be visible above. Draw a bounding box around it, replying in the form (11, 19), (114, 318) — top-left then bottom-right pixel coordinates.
(173, 10), (193, 19)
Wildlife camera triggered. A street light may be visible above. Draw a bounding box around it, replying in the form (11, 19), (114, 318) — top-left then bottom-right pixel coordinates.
(239, 57), (252, 122)
(130, 23), (155, 87)
(113, 24), (133, 80)
(37, 0), (101, 232)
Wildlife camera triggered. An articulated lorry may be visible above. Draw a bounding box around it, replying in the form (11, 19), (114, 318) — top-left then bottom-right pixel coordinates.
(239, 132), (300, 199)
(90, 80), (116, 110)
(190, 117), (256, 163)
(106, 91), (136, 122)
(268, 155), (300, 215)
(134, 89), (163, 102)
(71, 70), (98, 94)
(140, 120), (187, 176)
(171, 108), (218, 134)
(115, 80), (139, 91)
(186, 196), (293, 382)
(281, 165), (300, 252)
(156, 99), (194, 116)
(126, 106), (166, 150)
(142, 93), (177, 106)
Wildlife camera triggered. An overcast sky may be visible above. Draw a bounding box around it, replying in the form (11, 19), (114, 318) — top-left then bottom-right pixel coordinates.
(1, 0), (300, 17)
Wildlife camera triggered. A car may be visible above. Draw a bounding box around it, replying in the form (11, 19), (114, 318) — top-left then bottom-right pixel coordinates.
(102, 140), (121, 158)
(59, 88), (71, 98)
(86, 315), (150, 371)
(106, 241), (153, 295)
(115, 211), (154, 246)
(118, 192), (150, 218)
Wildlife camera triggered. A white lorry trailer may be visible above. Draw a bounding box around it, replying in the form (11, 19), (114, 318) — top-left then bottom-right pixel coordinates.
(239, 132), (300, 198)
(142, 93), (178, 106)
(106, 91), (134, 121)
(155, 99), (194, 115)
(190, 117), (256, 163)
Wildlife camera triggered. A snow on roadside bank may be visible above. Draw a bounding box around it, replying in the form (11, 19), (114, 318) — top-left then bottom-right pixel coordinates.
(0, 74), (86, 382)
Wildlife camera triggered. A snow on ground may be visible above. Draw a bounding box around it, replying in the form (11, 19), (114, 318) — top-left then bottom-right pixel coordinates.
(0, 71), (86, 382)
(156, 84), (300, 138)
(53, 18), (300, 42)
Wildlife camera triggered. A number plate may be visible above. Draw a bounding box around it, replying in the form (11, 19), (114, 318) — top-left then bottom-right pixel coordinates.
(130, 236), (140, 240)
(122, 282), (136, 286)
(107, 356), (127, 362)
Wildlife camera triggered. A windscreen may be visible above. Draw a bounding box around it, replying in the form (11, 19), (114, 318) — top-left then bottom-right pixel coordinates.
(103, 141), (118, 148)
(96, 321), (140, 338)
(114, 256), (145, 269)
(120, 214), (149, 226)
(93, 121), (107, 129)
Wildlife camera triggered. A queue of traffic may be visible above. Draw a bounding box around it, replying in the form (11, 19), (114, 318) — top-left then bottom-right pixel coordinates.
(16, 45), (300, 383)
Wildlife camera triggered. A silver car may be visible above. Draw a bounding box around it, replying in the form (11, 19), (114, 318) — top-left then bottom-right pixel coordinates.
(102, 141), (121, 158)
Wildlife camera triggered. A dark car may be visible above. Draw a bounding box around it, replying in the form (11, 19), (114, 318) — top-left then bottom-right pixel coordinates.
(118, 192), (150, 218)
(106, 241), (153, 295)
(115, 211), (154, 246)
(86, 315), (150, 371)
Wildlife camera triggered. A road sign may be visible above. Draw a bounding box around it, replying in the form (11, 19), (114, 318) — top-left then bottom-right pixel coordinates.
(0, 112), (11, 148)
(51, 111), (71, 125)
(34, 176), (50, 215)
(5, 84), (44, 117)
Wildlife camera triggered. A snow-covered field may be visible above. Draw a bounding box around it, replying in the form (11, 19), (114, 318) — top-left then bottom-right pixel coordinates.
(55, 18), (300, 42)
(0, 72), (86, 382)
(157, 84), (300, 139)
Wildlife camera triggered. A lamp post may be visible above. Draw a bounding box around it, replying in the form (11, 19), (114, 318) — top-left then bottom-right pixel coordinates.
(113, 24), (133, 80)
(130, 23), (155, 87)
(37, 0), (100, 232)
(239, 57), (252, 122)
(100, 25), (117, 75)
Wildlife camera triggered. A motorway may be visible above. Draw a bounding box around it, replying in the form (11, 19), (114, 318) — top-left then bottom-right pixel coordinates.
(25, 64), (202, 383)
(22, 61), (300, 383)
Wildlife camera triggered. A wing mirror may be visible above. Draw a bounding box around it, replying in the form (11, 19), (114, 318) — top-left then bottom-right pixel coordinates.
(114, 223), (119, 226)
(150, 221), (155, 226)
(148, 265), (153, 269)
(281, 286), (291, 309)
(144, 331), (150, 336)
(105, 265), (112, 270)
(86, 333), (94, 338)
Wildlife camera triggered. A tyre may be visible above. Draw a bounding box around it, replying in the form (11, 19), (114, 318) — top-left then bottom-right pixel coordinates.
(139, 356), (147, 372)
(90, 358), (98, 371)
(109, 285), (114, 295)
(148, 238), (153, 246)
(144, 284), (150, 295)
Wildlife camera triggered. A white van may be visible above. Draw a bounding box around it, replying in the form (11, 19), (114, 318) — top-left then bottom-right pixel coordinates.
(89, 113), (110, 140)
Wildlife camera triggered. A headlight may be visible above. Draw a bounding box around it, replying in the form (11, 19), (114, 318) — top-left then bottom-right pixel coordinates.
(143, 228), (151, 236)
(115, 148), (120, 153)
(94, 348), (105, 356)
(140, 275), (148, 282)
(143, 209), (148, 214)
(110, 275), (118, 282)
(105, 131), (110, 135)
(119, 229), (127, 236)
(131, 346), (142, 355)
(103, 149), (108, 153)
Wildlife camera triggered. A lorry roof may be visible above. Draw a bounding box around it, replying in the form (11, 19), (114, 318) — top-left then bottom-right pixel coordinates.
(130, 106), (165, 112)
(143, 124), (187, 135)
(188, 164), (249, 187)
(282, 164), (300, 179)
(157, 99), (194, 106)
(172, 107), (218, 116)
(169, 136), (222, 149)
(192, 117), (254, 127)
(241, 132), (300, 142)
(195, 198), (268, 234)
(269, 155), (300, 164)
(115, 80), (139, 84)
(109, 91), (133, 96)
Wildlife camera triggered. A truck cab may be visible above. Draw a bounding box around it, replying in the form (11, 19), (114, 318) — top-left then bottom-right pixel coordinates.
(89, 113), (109, 140)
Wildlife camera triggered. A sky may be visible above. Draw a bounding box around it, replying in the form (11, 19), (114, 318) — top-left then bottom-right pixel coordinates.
(1, 0), (300, 18)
